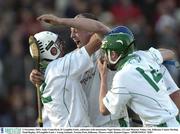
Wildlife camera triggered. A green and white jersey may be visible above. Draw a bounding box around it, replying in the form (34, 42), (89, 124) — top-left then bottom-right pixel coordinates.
(81, 50), (129, 127)
(160, 64), (179, 95)
(103, 47), (180, 127)
(41, 47), (93, 127)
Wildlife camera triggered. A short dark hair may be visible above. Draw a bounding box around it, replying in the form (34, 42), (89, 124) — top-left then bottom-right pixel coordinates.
(75, 13), (98, 21)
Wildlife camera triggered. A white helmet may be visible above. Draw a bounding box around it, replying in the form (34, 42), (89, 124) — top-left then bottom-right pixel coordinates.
(34, 31), (61, 61)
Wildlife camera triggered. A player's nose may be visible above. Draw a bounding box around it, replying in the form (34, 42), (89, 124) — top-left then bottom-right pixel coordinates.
(70, 28), (76, 39)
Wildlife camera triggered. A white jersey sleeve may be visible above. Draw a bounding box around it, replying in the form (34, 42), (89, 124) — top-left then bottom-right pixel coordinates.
(148, 47), (163, 64)
(51, 47), (94, 78)
(103, 71), (131, 118)
(160, 65), (179, 95)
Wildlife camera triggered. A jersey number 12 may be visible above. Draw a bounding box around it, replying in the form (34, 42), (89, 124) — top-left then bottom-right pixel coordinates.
(136, 66), (163, 92)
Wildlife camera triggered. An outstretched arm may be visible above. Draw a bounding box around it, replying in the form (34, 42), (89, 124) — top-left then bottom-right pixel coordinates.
(37, 14), (111, 37)
(84, 34), (102, 56)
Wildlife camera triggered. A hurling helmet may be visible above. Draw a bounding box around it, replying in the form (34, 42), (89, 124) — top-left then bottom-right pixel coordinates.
(102, 26), (135, 64)
(34, 31), (62, 61)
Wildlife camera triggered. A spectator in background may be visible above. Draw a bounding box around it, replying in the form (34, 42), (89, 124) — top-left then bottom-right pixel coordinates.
(0, 60), (5, 96)
(155, 0), (180, 85)
(110, 0), (142, 25)
(3, 29), (26, 88)
(0, 97), (13, 126)
(64, 0), (88, 18)
(88, 0), (114, 27)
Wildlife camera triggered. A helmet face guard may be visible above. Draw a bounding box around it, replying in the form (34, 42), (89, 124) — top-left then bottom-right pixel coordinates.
(101, 31), (135, 65)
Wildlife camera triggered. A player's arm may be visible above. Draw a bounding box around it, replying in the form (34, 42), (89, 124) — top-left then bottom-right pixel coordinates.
(158, 48), (175, 61)
(37, 14), (111, 38)
(98, 60), (131, 116)
(29, 69), (44, 85)
(58, 34), (102, 78)
(170, 90), (180, 110)
(84, 33), (102, 56)
(149, 47), (176, 65)
(158, 49), (180, 110)
(161, 65), (180, 110)
(97, 59), (110, 115)
(165, 74), (180, 110)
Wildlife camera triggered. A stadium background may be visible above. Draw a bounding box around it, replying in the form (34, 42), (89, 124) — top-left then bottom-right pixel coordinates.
(0, 0), (179, 127)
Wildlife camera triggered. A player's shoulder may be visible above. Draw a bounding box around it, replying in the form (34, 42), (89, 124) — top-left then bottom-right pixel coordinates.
(115, 64), (133, 81)
(136, 47), (163, 64)
(113, 69), (132, 87)
(122, 53), (142, 69)
(45, 58), (60, 74)
(116, 53), (142, 75)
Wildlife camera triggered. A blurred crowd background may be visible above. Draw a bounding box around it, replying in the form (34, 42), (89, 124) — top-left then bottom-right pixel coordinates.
(0, 0), (179, 127)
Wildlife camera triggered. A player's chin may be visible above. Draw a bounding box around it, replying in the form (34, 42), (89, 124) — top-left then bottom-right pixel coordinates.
(107, 63), (116, 71)
(76, 41), (83, 48)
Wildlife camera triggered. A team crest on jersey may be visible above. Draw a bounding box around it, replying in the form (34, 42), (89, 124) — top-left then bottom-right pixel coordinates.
(50, 47), (57, 56)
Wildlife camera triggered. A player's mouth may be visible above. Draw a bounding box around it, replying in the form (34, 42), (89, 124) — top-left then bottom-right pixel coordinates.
(74, 40), (81, 48)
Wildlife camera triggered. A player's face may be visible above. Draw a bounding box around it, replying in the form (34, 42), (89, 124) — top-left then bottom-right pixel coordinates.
(70, 15), (93, 48)
(105, 50), (120, 70)
(104, 50), (120, 62)
(70, 27), (92, 48)
(109, 51), (119, 61)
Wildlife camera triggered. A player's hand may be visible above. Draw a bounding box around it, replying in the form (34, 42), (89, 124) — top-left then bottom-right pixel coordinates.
(97, 58), (107, 78)
(37, 14), (61, 25)
(29, 69), (44, 85)
(85, 33), (102, 56)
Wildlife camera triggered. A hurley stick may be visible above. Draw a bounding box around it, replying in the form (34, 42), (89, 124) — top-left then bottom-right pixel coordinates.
(29, 36), (43, 127)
